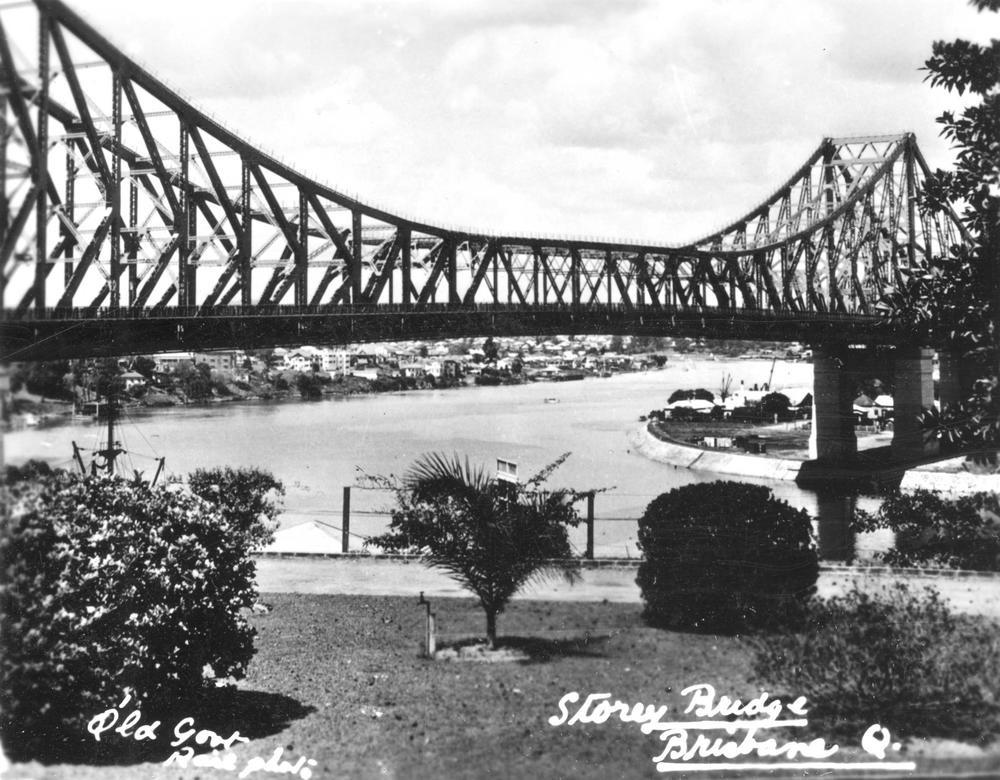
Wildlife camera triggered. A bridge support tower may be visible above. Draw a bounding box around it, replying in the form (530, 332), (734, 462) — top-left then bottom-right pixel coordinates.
(809, 346), (861, 463)
(809, 345), (942, 465)
(891, 346), (938, 463)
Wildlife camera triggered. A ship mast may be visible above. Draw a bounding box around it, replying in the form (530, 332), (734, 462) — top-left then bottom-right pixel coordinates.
(94, 384), (124, 475)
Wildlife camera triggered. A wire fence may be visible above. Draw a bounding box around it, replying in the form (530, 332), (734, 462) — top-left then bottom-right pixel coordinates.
(276, 485), (881, 563)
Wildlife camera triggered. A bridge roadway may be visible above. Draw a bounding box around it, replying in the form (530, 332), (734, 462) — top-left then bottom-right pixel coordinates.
(0, 302), (900, 362)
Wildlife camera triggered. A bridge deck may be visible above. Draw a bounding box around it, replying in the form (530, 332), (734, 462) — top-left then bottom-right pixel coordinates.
(2, 303), (902, 361)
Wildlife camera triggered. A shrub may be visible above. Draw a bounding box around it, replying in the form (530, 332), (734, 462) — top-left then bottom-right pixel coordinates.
(0, 471), (260, 760)
(752, 584), (1000, 742)
(188, 466), (284, 551)
(636, 481), (818, 632)
(852, 489), (1000, 571)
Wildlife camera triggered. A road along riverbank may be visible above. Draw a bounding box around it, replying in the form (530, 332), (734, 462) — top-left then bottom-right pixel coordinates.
(254, 555), (1000, 620)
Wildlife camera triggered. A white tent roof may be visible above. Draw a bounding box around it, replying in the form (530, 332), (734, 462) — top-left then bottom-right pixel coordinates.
(263, 521), (341, 555)
(669, 398), (716, 411)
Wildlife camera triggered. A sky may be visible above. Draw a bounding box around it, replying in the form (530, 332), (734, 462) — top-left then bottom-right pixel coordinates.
(41, 1), (999, 243)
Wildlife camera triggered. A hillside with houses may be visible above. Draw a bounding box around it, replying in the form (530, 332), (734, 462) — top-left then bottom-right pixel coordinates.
(6, 336), (804, 427)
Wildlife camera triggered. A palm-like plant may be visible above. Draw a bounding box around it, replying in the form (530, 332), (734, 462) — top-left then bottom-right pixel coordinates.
(367, 452), (585, 649)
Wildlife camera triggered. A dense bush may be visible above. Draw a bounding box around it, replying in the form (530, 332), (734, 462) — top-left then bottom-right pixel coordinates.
(752, 584), (1000, 742)
(296, 371), (324, 399)
(759, 392), (791, 420)
(636, 481), (818, 632)
(188, 466), (284, 551)
(0, 471), (260, 760)
(667, 388), (714, 404)
(12, 361), (74, 400)
(852, 489), (1000, 571)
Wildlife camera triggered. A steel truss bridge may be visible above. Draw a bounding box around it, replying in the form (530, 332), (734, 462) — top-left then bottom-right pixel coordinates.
(0, 0), (967, 362)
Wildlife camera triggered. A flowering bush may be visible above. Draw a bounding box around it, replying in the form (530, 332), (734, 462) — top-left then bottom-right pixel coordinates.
(0, 471), (259, 760)
(188, 466), (284, 551)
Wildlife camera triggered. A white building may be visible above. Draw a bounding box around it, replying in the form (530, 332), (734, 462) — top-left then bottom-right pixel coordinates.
(283, 346), (350, 375)
(154, 352), (194, 373)
(193, 351), (240, 372)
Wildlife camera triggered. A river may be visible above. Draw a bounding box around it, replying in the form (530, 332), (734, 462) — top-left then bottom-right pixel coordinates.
(4, 357), (885, 561)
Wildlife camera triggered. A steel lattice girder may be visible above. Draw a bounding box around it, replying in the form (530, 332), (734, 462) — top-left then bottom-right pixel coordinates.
(0, 0), (968, 337)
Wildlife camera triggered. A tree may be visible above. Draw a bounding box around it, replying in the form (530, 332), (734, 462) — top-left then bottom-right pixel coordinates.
(366, 453), (586, 649)
(879, 0), (1000, 446)
(482, 336), (499, 363)
(173, 362), (212, 399)
(719, 372), (734, 402)
(94, 359), (125, 404)
(296, 372), (323, 399)
(13, 361), (73, 401)
(669, 388), (715, 404)
(131, 356), (158, 379)
(760, 392), (791, 421)
(852, 488), (1000, 570)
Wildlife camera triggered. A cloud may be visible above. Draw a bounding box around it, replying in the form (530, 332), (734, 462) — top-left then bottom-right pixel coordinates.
(43, 0), (992, 242)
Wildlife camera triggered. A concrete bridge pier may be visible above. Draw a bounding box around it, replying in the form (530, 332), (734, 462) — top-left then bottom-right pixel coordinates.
(808, 347), (859, 463)
(936, 349), (963, 411)
(808, 345), (940, 466)
(891, 346), (938, 462)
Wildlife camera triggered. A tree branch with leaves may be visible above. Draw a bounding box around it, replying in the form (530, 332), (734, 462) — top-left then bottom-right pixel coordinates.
(879, 0), (1000, 447)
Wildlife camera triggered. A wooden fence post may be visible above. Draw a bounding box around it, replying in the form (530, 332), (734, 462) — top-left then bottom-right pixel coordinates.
(586, 492), (595, 559)
(342, 486), (351, 553)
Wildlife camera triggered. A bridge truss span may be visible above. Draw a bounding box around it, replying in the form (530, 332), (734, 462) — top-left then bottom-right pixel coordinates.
(0, 1), (967, 360)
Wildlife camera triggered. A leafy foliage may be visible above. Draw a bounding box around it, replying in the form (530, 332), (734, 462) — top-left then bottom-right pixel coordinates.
(852, 488), (1000, 570)
(760, 392), (791, 420)
(752, 584), (1000, 742)
(295, 372), (325, 399)
(130, 355), (158, 379)
(878, 1), (1000, 446)
(636, 481), (818, 633)
(188, 466), (285, 551)
(482, 336), (499, 362)
(11, 361), (73, 401)
(366, 452), (587, 648)
(0, 471), (260, 760)
(668, 388), (715, 404)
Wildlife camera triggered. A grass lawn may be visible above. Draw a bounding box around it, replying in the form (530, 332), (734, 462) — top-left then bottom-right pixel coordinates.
(9, 594), (1000, 779)
(649, 419), (811, 453)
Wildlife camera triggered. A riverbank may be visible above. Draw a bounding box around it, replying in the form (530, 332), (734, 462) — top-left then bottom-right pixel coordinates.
(4, 365), (647, 434)
(631, 421), (1000, 493)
